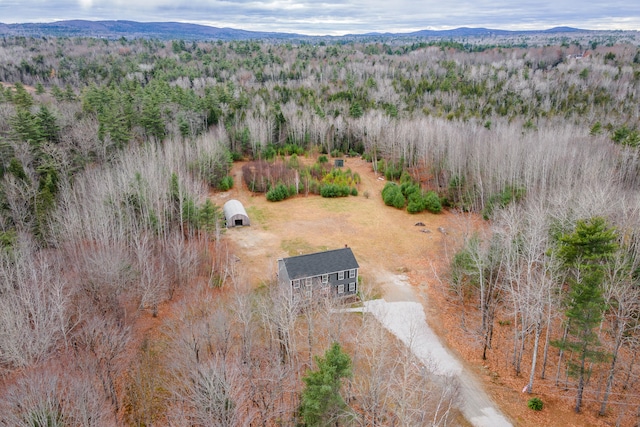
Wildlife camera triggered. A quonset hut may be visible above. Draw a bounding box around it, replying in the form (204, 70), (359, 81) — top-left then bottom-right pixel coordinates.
(223, 199), (250, 227)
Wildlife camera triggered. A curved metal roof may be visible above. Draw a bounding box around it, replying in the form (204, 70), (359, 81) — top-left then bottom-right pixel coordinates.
(223, 199), (249, 221)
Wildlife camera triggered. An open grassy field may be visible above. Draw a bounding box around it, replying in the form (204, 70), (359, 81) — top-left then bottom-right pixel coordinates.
(212, 156), (461, 300)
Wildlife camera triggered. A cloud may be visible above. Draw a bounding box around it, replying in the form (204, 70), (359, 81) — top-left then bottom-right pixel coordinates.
(1, 0), (639, 34)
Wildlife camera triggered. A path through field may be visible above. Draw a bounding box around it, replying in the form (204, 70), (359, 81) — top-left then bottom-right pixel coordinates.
(212, 157), (512, 426)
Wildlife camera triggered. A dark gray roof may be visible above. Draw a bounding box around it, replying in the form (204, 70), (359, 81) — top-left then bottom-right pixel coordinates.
(282, 248), (359, 280)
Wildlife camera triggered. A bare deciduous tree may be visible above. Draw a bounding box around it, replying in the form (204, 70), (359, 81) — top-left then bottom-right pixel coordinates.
(0, 243), (71, 368)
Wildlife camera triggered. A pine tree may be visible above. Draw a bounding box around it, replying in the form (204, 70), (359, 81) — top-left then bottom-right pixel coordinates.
(140, 95), (165, 142)
(11, 82), (33, 110)
(553, 217), (617, 413)
(36, 105), (60, 144)
(197, 199), (221, 238)
(10, 108), (41, 145)
(299, 342), (352, 426)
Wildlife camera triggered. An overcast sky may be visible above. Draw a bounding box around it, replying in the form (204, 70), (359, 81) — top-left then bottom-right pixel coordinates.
(1, 0), (638, 36)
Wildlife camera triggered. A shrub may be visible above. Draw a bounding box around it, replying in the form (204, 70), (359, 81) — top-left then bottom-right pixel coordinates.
(262, 145), (276, 161)
(382, 182), (401, 206)
(318, 155), (329, 164)
(527, 397), (543, 411)
(218, 175), (234, 191)
(392, 192), (406, 209)
(407, 192), (427, 213)
(350, 187), (358, 196)
(612, 126), (640, 147)
(400, 182), (420, 198)
(266, 183), (291, 202)
(380, 159), (403, 181)
(320, 183), (350, 198)
(400, 171), (413, 184)
(349, 101), (363, 118)
(402, 184), (443, 214)
(280, 143), (305, 156)
(424, 191), (442, 213)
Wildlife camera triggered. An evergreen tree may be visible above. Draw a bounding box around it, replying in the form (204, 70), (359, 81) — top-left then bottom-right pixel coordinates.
(10, 108), (41, 145)
(553, 217), (617, 413)
(64, 84), (76, 101)
(50, 85), (65, 102)
(198, 199), (221, 238)
(36, 105), (60, 144)
(140, 95), (165, 142)
(7, 158), (29, 183)
(299, 342), (352, 426)
(11, 82), (33, 110)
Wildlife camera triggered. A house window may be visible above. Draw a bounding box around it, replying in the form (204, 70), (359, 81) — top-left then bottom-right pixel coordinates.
(322, 274), (328, 284)
(293, 294), (300, 304)
(349, 282), (356, 292)
(305, 277), (312, 287)
(338, 284), (345, 294)
(306, 289), (313, 299)
(338, 271), (345, 280)
(293, 279), (300, 289)
(349, 269), (356, 278)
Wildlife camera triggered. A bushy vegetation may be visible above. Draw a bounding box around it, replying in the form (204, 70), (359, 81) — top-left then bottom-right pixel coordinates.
(243, 155), (359, 200)
(319, 167), (359, 198)
(527, 397), (544, 411)
(407, 190), (442, 214)
(383, 180), (442, 213)
(382, 182), (406, 208)
(266, 183), (296, 201)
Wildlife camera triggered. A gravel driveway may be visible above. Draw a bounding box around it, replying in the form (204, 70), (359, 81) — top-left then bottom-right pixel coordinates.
(364, 297), (513, 427)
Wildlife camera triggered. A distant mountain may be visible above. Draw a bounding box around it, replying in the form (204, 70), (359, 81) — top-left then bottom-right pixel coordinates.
(404, 26), (591, 38)
(0, 20), (303, 40)
(0, 20), (591, 41)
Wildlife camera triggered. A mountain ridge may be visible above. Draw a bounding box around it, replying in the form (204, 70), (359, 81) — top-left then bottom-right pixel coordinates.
(0, 19), (596, 40)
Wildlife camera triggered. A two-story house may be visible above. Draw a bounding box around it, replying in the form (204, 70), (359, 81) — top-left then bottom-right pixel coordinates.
(277, 247), (359, 303)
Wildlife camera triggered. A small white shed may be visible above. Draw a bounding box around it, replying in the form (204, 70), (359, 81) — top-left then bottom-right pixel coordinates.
(223, 199), (250, 227)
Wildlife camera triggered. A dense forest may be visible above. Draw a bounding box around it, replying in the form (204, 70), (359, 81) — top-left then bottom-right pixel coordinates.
(0, 32), (640, 425)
